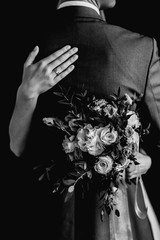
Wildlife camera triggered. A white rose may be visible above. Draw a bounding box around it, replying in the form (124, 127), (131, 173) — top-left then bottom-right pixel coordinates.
(94, 156), (113, 175)
(127, 130), (139, 145)
(86, 128), (104, 156)
(99, 125), (118, 145)
(125, 125), (134, 138)
(77, 124), (97, 152)
(127, 111), (141, 128)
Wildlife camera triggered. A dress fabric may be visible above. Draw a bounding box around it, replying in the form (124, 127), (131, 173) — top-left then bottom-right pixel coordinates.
(24, 5), (160, 240)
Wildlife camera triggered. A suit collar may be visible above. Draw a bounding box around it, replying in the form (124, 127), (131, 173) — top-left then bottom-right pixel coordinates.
(56, 5), (104, 22)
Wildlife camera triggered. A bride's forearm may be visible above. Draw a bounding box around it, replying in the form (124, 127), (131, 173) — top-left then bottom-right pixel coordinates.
(9, 86), (38, 157)
(9, 45), (79, 157)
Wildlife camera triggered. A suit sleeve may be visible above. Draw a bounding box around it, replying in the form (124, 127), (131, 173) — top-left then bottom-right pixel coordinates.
(144, 38), (160, 157)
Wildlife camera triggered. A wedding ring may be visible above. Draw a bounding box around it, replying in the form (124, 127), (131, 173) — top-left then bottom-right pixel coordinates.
(54, 69), (60, 76)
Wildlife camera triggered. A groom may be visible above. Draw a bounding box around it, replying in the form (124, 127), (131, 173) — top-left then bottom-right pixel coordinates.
(33, 0), (160, 238)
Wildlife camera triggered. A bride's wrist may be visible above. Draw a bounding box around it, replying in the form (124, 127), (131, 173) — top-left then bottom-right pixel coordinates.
(17, 83), (39, 102)
(15, 85), (39, 109)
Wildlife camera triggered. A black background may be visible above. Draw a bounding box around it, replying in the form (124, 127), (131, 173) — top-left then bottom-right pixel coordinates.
(4, 0), (160, 238)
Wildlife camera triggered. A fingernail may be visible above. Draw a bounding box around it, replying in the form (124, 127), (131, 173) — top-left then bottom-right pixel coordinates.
(73, 54), (78, 59)
(70, 65), (75, 70)
(73, 47), (78, 52)
(34, 46), (38, 51)
(66, 45), (71, 50)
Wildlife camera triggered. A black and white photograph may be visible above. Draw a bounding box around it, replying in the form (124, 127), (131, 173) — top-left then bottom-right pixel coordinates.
(5, 0), (160, 239)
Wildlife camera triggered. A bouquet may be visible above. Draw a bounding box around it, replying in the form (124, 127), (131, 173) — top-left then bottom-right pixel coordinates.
(41, 86), (149, 218)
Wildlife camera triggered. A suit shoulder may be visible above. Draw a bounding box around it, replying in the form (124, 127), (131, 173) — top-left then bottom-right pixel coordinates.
(105, 24), (151, 41)
(103, 24), (153, 54)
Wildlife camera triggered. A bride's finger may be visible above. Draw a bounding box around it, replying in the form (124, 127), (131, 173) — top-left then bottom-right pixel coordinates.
(53, 54), (78, 75)
(24, 46), (39, 67)
(48, 47), (78, 71)
(127, 162), (136, 173)
(53, 65), (75, 85)
(128, 174), (137, 179)
(43, 45), (74, 65)
(126, 169), (137, 179)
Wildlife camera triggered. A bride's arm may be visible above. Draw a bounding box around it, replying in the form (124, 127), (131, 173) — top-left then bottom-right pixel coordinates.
(9, 45), (78, 157)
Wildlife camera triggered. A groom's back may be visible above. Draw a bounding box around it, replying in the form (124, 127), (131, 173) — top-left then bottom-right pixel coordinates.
(38, 6), (152, 98)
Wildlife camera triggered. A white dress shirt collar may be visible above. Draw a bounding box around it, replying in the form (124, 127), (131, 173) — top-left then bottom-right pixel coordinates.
(57, 1), (100, 15)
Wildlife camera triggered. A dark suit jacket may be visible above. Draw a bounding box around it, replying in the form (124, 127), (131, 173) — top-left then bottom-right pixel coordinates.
(23, 5), (160, 239)
(34, 6), (160, 160)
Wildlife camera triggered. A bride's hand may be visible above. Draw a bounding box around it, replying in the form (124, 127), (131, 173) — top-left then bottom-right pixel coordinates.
(20, 45), (78, 99)
(127, 148), (152, 179)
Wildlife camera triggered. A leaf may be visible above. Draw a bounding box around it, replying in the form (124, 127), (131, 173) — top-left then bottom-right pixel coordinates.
(87, 170), (92, 179)
(68, 154), (74, 162)
(70, 91), (75, 104)
(33, 164), (42, 170)
(68, 185), (75, 193)
(63, 179), (75, 186)
(52, 185), (60, 193)
(58, 100), (70, 105)
(68, 172), (81, 178)
(105, 206), (111, 215)
(83, 89), (88, 97)
(46, 170), (50, 181)
(66, 86), (71, 96)
(53, 91), (63, 97)
(38, 173), (45, 181)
